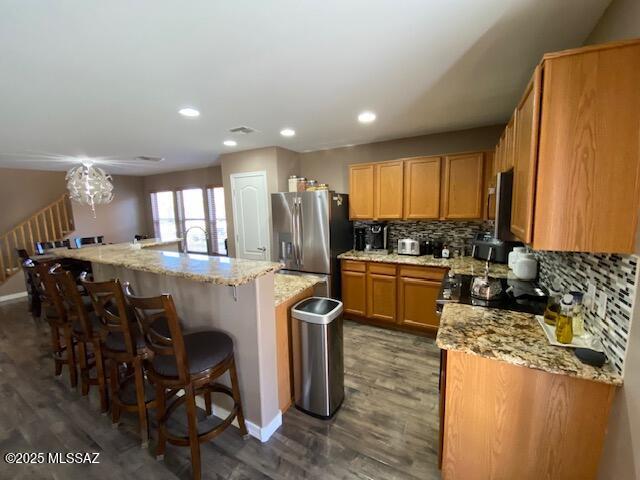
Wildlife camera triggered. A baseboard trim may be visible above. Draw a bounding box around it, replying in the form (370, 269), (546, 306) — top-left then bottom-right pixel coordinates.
(194, 395), (282, 442)
(0, 291), (28, 303)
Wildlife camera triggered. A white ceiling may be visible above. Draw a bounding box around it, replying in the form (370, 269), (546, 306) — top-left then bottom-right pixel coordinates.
(0, 0), (610, 175)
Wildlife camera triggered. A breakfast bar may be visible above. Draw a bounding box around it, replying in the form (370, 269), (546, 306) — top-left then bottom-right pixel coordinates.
(51, 240), (285, 442)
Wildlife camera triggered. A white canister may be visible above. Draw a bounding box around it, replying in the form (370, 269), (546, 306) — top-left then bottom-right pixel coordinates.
(513, 253), (537, 280)
(508, 246), (526, 270)
(288, 176), (298, 192)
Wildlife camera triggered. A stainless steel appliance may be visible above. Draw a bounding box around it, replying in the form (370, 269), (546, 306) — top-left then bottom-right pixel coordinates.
(291, 297), (344, 418)
(272, 191), (351, 298)
(493, 169), (517, 241)
(397, 238), (420, 256)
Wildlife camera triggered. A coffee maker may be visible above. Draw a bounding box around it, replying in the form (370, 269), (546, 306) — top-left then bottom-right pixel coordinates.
(369, 223), (389, 252)
(354, 227), (367, 251)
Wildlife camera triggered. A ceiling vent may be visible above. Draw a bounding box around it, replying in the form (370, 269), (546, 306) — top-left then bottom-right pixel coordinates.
(135, 156), (165, 162)
(229, 126), (257, 135)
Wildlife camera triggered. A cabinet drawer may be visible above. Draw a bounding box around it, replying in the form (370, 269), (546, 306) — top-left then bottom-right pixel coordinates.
(399, 265), (447, 281)
(342, 260), (366, 272)
(367, 263), (397, 276)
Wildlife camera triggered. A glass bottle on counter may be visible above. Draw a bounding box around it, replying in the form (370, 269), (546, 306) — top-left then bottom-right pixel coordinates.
(571, 291), (585, 336)
(555, 294), (575, 344)
(544, 277), (563, 326)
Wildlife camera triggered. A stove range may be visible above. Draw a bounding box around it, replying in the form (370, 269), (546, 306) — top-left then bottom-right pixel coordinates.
(436, 274), (548, 316)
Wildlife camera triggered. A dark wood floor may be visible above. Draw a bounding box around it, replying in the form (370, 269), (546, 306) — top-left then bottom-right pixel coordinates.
(0, 299), (442, 480)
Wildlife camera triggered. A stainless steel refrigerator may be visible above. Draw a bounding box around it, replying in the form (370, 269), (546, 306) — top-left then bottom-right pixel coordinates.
(271, 191), (351, 298)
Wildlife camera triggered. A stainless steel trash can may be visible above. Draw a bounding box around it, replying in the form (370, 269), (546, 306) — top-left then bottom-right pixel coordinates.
(291, 297), (344, 418)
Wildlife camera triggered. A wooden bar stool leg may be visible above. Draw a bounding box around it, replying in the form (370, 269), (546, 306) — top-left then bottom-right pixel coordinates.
(110, 361), (121, 425)
(50, 325), (62, 376)
(133, 357), (149, 447)
(94, 340), (108, 413)
(185, 384), (202, 480)
(204, 390), (212, 416)
(63, 325), (77, 388)
(155, 383), (167, 459)
(77, 341), (89, 396)
(229, 358), (248, 436)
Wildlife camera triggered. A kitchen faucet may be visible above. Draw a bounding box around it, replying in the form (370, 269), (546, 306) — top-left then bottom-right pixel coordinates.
(183, 225), (209, 251)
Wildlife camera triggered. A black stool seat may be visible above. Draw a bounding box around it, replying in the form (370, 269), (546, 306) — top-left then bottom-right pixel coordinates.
(152, 331), (233, 376)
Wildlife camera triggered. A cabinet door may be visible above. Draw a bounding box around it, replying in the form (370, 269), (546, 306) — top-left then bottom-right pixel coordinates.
(403, 157), (441, 219)
(534, 44), (640, 253)
(484, 152), (496, 220)
(442, 153), (484, 219)
(511, 66), (542, 243)
(349, 164), (375, 219)
(398, 276), (442, 332)
(375, 161), (404, 219)
(341, 270), (366, 316)
(503, 115), (516, 171)
(366, 273), (396, 323)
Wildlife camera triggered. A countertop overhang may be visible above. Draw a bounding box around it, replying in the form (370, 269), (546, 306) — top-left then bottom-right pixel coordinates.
(436, 303), (622, 386)
(49, 239), (283, 287)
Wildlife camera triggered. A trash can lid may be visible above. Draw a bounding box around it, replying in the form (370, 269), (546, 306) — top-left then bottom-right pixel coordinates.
(292, 297), (343, 325)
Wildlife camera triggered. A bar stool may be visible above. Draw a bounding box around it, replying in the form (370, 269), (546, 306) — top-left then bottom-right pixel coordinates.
(82, 276), (158, 446)
(125, 286), (248, 480)
(52, 268), (108, 412)
(25, 261), (78, 387)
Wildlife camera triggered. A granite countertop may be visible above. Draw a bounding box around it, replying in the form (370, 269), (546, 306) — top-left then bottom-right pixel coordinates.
(436, 303), (622, 386)
(337, 250), (510, 278)
(274, 273), (325, 307)
(49, 240), (283, 287)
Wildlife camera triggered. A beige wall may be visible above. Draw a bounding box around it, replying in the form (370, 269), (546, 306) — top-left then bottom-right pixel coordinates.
(299, 125), (504, 193)
(0, 168), (147, 297)
(220, 147), (299, 257)
(585, 1), (640, 478)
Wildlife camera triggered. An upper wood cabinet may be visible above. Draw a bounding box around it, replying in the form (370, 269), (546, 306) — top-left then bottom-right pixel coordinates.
(442, 153), (484, 220)
(375, 160), (404, 219)
(403, 156), (441, 219)
(484, 152), (496, 220)
(499, 39), (640, 253)
(348, 164), (375, 219)
(510, 66), (542, 243)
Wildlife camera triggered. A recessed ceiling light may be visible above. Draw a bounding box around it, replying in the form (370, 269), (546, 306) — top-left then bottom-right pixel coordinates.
(178, 107), (200, 117)
(223, 140), (237, 147)
(358, 111), (376, 123)
(280, 128), (296, 137)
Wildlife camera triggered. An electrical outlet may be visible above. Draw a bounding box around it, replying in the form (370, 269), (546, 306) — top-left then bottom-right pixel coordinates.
(585, 282), (597, 310)
(597, 293), (608, 318)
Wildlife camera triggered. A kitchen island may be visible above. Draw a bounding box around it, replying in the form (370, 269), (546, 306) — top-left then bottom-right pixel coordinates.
(51, 240), (285, 442)
(436, 303), (620, 480)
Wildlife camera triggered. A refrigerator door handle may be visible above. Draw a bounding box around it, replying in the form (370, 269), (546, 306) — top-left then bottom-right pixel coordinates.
(297, 198), (304, 267)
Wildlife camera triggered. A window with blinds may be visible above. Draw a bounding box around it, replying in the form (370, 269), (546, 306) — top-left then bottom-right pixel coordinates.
(150, 191), (177, 240)
(207, 187), (227, 255)
(149, 187), (227, 256)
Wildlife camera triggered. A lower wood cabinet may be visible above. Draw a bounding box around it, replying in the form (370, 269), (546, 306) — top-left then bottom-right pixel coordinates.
(342, 270), (366, 316)
(366, 273), (397, 322)
(397, 276), (442, 332)
(341, 259), (446, 334)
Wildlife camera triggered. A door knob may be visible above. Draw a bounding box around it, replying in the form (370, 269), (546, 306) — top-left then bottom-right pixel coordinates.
(257, 247), (266, 252)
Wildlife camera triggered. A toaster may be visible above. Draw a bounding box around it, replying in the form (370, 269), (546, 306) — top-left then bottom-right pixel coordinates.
(397, 238), (420, 256)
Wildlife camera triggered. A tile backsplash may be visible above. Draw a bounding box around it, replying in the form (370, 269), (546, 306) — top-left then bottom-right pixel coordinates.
(533, 251), (637, 375)
(354, 220), (492, 249)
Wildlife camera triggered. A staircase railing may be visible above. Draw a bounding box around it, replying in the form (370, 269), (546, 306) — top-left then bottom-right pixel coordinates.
(0, 193), (75, 283)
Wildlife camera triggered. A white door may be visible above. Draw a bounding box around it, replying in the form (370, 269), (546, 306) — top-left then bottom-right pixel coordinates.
(231, 171), (270, 260)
